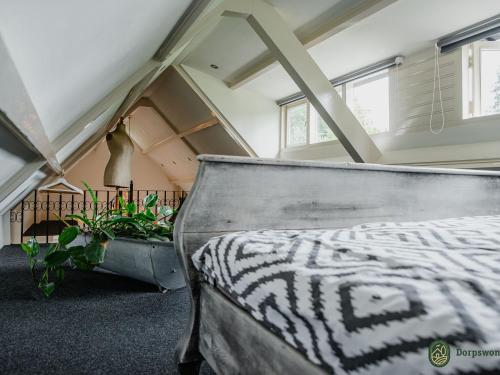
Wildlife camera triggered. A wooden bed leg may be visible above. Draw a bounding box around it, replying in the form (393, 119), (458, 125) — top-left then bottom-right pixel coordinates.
(178, 360), (202, 375)
(175, 278), (203, 374)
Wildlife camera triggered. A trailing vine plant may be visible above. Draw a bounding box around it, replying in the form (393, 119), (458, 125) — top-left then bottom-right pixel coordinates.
(21, 182), (176, 297)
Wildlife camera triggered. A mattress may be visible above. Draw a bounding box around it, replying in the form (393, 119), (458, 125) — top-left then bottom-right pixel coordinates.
(192, 215), (500, 374)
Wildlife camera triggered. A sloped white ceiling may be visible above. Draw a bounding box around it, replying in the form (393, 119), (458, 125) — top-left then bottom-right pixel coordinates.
(184, 0), (500, 101)
(146, 67), (213, 132)
(184, 0), (350, 82)
(148, 139), (198, 188)
(0, 0), (192, 141)
(129, 107), (175, 152)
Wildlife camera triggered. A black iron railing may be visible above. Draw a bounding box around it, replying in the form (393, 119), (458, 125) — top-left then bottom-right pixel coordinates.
(9, 188), (188, 244)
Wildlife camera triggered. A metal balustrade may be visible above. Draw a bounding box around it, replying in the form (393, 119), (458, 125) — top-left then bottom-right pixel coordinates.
(9, 188), (188, 244)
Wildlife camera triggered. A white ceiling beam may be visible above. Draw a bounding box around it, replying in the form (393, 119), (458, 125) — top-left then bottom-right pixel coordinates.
(222, 0), (381, 163)
(226, 0), (398, 89)
(0, 36), (62, 174)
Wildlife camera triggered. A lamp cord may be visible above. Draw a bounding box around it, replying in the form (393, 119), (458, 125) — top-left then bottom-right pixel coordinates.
(430, 43), (445, 134)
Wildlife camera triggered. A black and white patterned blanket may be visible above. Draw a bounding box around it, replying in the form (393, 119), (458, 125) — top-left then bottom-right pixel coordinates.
(192, 215), (500, 374)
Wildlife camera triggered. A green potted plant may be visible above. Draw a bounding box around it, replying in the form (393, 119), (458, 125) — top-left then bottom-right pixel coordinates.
(21, 182), (185, 297)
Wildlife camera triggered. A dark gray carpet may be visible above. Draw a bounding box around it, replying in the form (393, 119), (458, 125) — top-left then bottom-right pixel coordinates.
(0, 245), (214, 375)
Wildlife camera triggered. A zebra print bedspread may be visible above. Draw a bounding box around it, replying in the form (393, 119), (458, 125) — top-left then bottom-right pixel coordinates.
(192, 215), (500, 374)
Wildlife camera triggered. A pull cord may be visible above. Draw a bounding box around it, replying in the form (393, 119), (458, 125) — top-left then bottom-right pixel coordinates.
(430, 43), (445, 134)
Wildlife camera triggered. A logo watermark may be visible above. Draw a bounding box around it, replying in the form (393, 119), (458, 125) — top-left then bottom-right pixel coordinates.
(428, 340), (500, 367)
(429, 340), (450, 367)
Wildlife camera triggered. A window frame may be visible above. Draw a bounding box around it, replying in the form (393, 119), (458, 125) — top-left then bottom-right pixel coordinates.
(283, 97), (338, 149)
(464, 40), (500, 119)
(282, 69), (391, 150)
(284, 98), (309, 148)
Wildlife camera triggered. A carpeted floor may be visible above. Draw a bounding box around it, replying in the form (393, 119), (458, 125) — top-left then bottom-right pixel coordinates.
(0, 245), (215, 375)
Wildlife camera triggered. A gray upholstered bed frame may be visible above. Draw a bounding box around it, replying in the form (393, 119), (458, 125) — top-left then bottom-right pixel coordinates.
(174, 155), (500, 374)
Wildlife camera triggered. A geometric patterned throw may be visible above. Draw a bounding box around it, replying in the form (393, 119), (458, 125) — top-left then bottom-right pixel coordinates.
(192, 215), (500, 374)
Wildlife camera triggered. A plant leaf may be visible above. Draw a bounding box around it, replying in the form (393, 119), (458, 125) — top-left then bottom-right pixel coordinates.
(66, 214), (91, 227)
(101, 228), (115, 241)
(58, 226), (80, 246)
(118, 196), (126, 209)
(126, 202), (136, 215)
(68, 245), (85, 256)
(159, 205), (173, 218)
(143, 194), (158, 208)
(72, 256), (95, 272)
(40, 282), (55, 298)
(44, 250), (71, 267)
(46, 243), (59, 256)
(83, 181), (97, 205)
(28, 238), (40, 257)
(84, 240), (106, 264)
(21, 243), (33, 256)
(55, 268), (65, 283)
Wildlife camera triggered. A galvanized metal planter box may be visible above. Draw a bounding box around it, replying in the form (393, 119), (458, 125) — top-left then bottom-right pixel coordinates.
(74, 235), (185, 291)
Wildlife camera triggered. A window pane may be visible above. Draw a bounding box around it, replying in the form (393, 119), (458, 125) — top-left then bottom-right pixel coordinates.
(480, 49), (500, 115)
(310, 107), (336, 144)
(286, 103), (307, 146)
(348, 71), (390, 134)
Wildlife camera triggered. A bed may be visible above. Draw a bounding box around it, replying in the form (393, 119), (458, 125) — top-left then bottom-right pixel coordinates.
(174, 155), (500, 374)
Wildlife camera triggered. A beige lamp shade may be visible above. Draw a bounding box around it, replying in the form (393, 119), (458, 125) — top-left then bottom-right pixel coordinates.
(103, 120), (134, 188)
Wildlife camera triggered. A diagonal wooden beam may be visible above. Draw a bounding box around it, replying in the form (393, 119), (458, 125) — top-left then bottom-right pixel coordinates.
(132, 97), (199, 155)
(0, 36), (62, 174)
(222, 0), (381, 163)
(226, 0), (398, 88)
(143, 117), (219, 154)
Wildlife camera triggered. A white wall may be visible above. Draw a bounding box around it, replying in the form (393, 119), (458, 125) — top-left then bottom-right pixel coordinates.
(0, 212), (11, 248)
(281, 47), (500, 167)
(181, 65), (281, 158)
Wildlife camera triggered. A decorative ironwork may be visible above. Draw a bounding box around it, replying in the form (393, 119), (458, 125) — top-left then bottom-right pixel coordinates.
(10, 188), (188, 244)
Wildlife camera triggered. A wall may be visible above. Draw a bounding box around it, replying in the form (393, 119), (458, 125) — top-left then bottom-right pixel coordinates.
(64, 139), (175, 191)
(280, 47), (500, 167)
(0, 212), (10, 247)
(181, 65), (281, 158)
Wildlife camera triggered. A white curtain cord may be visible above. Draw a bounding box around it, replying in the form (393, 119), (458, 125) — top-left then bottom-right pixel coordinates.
(430, 43), (445, 134)
(395, 62), (400, 125)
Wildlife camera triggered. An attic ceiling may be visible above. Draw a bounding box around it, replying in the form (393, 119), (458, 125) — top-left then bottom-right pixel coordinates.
(2, 0), (500, 243)
(123, 66), (249, 190)
(184, 0), (500, 100)
(0, 0), (192, 142)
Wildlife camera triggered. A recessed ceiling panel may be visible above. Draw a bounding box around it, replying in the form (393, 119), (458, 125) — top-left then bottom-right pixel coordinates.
(183, 17), (268, 82)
